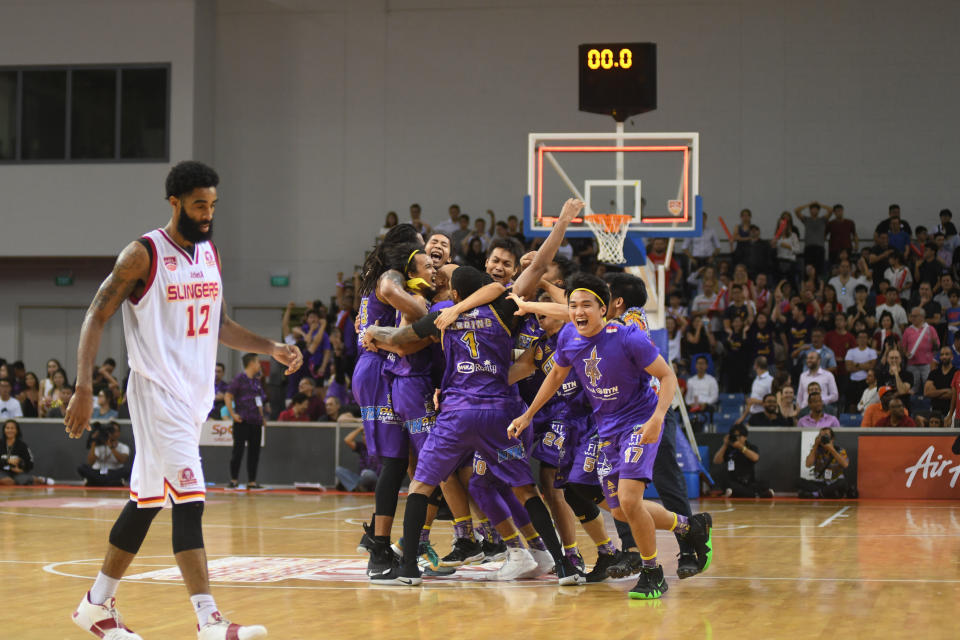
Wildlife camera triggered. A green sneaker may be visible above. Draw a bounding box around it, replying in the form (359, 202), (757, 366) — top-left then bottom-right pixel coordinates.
(628, 565), (668, 600)
(687, 513), (714, 573)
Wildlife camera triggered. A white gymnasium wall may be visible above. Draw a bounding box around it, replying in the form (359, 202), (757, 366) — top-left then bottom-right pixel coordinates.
(2, 0), (960, 363)
(0, 0), (198, 256)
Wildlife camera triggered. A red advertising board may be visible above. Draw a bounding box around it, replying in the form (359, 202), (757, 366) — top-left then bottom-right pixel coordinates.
(858, 437), (960, 499)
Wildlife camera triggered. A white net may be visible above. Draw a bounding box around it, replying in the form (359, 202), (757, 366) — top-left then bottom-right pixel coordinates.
(585, 214), (632, 264)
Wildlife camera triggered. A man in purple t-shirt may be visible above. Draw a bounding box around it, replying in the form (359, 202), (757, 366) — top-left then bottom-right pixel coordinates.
(224, 353), (268, 490)
(508, 273), (714, 600)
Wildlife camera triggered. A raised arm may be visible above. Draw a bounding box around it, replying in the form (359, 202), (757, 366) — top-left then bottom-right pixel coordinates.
(540, 280), (567, 304)
(508, 294), (568, 323)
(64, 241), (150, 438)
(378, 270), (429, 321)
(512, 198), (583, 299)
(435, 281), (506, 330)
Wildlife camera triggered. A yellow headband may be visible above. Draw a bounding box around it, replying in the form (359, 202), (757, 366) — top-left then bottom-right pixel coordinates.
(571, 288), (606, 307)
(406, 250), (422, 272)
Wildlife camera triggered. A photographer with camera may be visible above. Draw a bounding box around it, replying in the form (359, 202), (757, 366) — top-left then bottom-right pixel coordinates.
(76, 421), (131, 487)
(712, 424), (774, 498)
(797, 427), (850, 498)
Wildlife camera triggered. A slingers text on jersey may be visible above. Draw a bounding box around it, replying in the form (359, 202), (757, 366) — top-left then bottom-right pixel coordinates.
(121, 228), (223, 424)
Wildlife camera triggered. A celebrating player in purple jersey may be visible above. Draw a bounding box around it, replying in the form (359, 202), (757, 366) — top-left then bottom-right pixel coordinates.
(508, 273), (714, 599)
(363, 199), (587, 586)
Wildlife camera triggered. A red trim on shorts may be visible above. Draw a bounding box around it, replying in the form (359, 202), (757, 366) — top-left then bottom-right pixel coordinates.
(129, 236), (158, 305)
(158, 228), (195, 264)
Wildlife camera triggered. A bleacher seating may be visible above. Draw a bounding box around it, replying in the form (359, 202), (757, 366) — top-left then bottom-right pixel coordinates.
(838, 413), (861, 427)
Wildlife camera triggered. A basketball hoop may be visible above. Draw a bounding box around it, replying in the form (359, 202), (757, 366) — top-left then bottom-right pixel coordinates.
(585, 214), (632, 264)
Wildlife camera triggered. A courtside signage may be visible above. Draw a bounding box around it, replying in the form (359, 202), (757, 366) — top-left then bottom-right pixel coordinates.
(857, 437), (959, 499)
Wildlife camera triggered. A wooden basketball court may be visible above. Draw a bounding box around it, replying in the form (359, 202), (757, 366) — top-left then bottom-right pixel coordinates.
(3, 487), (957, 639)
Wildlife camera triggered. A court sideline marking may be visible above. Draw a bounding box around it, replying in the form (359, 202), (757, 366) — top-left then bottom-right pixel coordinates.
(818, 506), (851, 527)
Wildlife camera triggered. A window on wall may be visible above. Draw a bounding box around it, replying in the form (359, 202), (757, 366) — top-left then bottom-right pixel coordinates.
(0, 64), (169, 163)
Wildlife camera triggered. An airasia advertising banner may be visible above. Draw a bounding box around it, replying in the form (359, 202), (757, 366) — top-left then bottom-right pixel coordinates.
(858, 437), (960, 499)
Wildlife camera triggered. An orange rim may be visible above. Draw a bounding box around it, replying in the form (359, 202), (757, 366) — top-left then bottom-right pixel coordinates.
(585, 214), (633, 233)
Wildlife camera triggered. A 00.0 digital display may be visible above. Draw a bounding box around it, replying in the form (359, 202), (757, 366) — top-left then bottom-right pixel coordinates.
(586, 48), (633, 70)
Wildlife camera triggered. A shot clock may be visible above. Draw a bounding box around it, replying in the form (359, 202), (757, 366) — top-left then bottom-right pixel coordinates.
(578, 43), (657, 121)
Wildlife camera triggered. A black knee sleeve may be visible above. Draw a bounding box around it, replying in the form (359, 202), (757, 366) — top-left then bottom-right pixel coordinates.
(563, 485), (601, 523)
(109, 501), (161, 554)
(567, 482), (605, 505)
(375, 456), (408, 517)
(426, 485), (443, 507)
(171, 501), (205, 553)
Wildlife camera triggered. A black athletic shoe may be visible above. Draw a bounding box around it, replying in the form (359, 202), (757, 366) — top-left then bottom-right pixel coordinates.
(367, 539), (396, 579)
(481, 539), (508, 563)
(676, 551), (699, 579)
(439, 537), (484, 567)
(585, 551), (621, 583)
(686, 513), (714, 573)
(556, 556), (586, 586)
(356, 522), (375, 554)
(370, 561), (422, 586)
(628, 565), (668, 600)
(606, 550), (643, 579)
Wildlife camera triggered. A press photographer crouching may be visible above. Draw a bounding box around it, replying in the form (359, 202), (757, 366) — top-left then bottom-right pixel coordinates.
(797, 427), (851, 498)
(77, 421), (131, 487)
(712, 424), (774, 498)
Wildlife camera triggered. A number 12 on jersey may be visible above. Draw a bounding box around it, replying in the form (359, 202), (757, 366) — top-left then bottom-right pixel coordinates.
(186, 304), (211, 337)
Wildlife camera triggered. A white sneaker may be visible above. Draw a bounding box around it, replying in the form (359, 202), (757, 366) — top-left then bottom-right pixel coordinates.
(197, 611), (267, 640)
(72, 592), (142, 639)
(488, 548), (538, 581)
(521, 548), (555, 579)
(723, 488), (733, 497)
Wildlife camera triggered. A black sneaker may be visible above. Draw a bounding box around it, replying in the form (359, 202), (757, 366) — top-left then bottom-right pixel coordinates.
(556, 556), (586, 586)
(686, 513), (714, 573)
(367, 539), (396, 579)
(481, 539), (507, 563)
(628, 565), (668, 600)
(356, 521), (375, 554)
(370, 561), (422, 586)
(606, 550), (643, 579)
(439, 537), (484, 567)
(676, 551), (699, 579)
(585, 551), (621, 583)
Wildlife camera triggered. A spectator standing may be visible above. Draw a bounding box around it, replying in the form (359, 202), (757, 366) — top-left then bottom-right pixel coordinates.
(876, 288), (908, 331)
(845, 330), (878, 409)
(685, 355), (718, 414)
(733, 225), (770, 278)
(797, 392), (840, 428)
(225, 353), (268, 490)
(772, 212), (802, 285)
(875, 204), (911, 236)
(883, 251), (912, 294)
(865, 231), (895, 290)
(77, 422), (131, 486)
(0, 379), (22, 418)
(681, 315), (716, 362)
(924, 347), (957, 417)
(747, 313), (775, 364)
(797, 352), (839, 410)
(731, 208), (752, 250)
(377, 211), (399, 241)
(886, 217), (910, 254)
(433, 204), (462, 238)
(793, 201), (828, 276)
(934, 272), (955, 309)
(681, 210), (720, 269)
(277, 393), (311, 422)
(914, 243), (945, 291)
(825, 204), (857, 264)
(911, 281), (943, 328)
(91, 389), (118, 420)
(798, 427), (850, 498)
(875, 397), (915, 427)
(803, 328), (838, 375)
(902, 307), (939, 393)
(828, 260), (869, 311)
(720, 317), (750, 393)
(712, 425), (773, 498)
(745, 357), (773, 414)
(936, 208), (957, 237)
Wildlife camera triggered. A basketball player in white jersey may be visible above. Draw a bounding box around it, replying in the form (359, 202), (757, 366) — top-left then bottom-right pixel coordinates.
(64, 161), (302, 640)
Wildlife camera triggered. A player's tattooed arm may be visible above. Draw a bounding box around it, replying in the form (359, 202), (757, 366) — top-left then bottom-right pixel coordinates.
(435, 281), (506, 330)
(64, 242), (150, 438)
(507, 293), (568, 322)
(378, 270), (429, 321)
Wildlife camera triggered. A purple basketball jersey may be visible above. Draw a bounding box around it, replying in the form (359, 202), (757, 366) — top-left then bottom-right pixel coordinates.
(438, 304), (515, 410)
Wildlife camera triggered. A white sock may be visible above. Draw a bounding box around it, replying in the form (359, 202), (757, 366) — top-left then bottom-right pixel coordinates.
(89, 572), (120, 605)
(190, 594), (218, 626)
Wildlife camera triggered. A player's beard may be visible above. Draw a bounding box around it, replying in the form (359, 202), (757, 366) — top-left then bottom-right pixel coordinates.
(177, 206), (213, 243)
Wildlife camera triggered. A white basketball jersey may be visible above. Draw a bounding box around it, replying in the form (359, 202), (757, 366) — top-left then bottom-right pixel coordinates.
(121, 228), (223, 423)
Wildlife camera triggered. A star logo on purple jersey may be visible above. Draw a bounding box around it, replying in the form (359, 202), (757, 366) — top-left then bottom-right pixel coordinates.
(583, 346), (602, 386)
